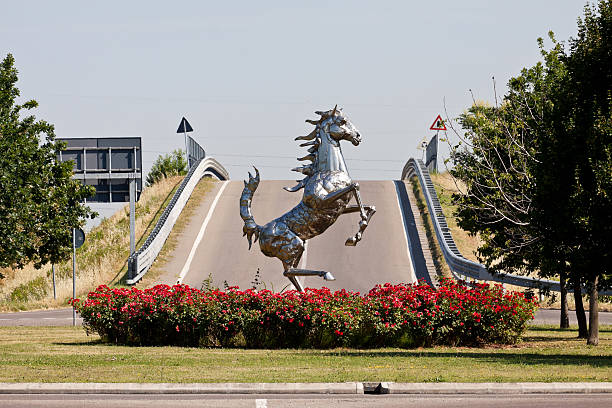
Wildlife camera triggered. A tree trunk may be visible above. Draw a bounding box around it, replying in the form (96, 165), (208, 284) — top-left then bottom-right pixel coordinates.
(559, 271), (570, 329)
(573, 279), (588, 338)
(587, 275), (599, 346)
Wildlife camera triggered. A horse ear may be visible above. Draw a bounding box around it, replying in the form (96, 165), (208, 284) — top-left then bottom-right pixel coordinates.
(331, 105), (337, 116)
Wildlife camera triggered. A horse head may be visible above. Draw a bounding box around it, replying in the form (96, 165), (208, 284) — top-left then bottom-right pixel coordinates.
(316, 105), (361, 146)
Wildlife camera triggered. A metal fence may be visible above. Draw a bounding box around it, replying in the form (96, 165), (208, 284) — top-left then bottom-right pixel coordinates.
(126, 157), (229, 284)
(187, 135), (206, 168)
(402, 158), (611, 295)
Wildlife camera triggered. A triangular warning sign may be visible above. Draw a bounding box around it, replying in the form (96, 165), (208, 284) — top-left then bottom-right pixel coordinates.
(177, 117), (193, 133)
(429, 114), (447, 131)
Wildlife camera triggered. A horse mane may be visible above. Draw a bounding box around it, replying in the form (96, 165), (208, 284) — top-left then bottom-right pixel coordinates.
(284, 107), (338, 193)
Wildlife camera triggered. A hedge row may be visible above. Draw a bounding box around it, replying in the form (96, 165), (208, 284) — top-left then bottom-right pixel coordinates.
(73, 279), (537, 348)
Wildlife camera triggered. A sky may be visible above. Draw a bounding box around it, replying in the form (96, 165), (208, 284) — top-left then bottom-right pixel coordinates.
(1, 0), (586, 180)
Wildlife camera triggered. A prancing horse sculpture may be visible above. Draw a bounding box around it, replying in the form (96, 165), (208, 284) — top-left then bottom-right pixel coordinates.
(239, 106), (376, 291)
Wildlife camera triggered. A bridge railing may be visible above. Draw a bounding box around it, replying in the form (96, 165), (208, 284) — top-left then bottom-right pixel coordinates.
(126, 157), (229, 285)
(402, 158), (610, 295)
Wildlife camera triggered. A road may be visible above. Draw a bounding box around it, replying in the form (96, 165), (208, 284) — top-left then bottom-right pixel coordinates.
(2, 178), (611, 326)
(0, 394), (610, 408)
(0, 308), (82, 326)
(172, 180), (419, 294)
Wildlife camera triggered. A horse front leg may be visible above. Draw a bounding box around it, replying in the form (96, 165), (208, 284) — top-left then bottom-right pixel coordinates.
(318, 182), (359, 205)
(343, 189), (376, 246)
(318, 183), (376, 246)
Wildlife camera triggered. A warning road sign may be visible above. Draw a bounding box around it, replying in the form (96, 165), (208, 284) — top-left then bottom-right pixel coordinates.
(429, 114), (447, 131)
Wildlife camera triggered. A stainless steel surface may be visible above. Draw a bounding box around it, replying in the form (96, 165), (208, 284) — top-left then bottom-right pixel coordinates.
(180, 180), (411, 293)
(239, 107), (376, 289)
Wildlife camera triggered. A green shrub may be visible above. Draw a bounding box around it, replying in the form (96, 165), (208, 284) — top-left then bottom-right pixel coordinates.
(74, 279), (538, 348)
(10, 276), (49, 303)
(146, 150), (187, 186)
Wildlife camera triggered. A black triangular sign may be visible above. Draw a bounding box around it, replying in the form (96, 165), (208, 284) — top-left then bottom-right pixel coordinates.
(177, 117), (193, 133)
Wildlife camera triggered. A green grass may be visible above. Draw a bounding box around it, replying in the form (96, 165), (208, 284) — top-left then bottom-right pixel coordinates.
(1, 325), (610, 383)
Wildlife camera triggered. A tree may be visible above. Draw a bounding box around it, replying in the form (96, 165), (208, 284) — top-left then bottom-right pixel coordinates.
(0, 54), (95, 270)
(145, 149), (188, 186)
(450, 1), (611, 344)
(449, 36), (567, 280)
(548, 0), (611, 345)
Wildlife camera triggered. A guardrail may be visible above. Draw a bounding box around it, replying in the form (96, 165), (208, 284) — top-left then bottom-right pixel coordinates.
(402, 158), (611, 295)
(126, 157), (229, 285)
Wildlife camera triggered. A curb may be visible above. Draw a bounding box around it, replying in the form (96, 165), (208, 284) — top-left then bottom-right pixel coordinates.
(0, 382), (611, 395)
(380, 382), (612, 394)
(0, 382), (363, 395)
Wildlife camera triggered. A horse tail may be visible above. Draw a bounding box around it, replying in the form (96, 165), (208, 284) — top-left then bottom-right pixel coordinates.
(240, 167), (262, 250)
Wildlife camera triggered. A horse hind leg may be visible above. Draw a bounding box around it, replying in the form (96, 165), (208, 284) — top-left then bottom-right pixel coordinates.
(280, 236), (305, 291)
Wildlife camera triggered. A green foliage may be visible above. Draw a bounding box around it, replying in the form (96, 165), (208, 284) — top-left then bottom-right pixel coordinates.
(450, 35), (566, 276)
(145, 149), (187, 186)
(451, 1), (611, 289)
(450, 1), (611, 345)
(10, 276), (48, 303)
(0, 54), (95, 269)
(547, 0), (612, 291)
(74, 280), (538, 348)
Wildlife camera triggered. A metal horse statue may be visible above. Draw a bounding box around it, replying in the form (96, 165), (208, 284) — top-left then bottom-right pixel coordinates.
(239, 106), (376, 291)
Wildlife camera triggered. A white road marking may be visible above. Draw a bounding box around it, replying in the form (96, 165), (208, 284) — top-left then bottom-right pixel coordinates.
(255, 399), (267, 408)
(393, 180), (417, 283)
(177, 181), (230, 284)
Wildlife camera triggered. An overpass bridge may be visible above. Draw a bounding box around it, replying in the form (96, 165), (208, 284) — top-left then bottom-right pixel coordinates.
(152, 179), (431, 293)
(128, 156), (610, 295)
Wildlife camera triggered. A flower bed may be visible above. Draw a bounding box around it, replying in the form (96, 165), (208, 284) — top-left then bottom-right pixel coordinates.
(72, 279), (537, 348)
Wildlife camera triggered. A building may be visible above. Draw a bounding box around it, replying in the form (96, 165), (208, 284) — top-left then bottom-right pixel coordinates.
(58, 137), (142, 230)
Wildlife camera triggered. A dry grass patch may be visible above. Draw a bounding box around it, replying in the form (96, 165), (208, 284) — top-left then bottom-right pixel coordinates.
(429, 172), (482, 262)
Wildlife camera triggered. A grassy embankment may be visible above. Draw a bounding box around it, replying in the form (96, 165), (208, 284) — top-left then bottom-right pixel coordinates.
(0, 176), (214, 312)
(410, 171), (611, 311)
(0, 325), (609, 383)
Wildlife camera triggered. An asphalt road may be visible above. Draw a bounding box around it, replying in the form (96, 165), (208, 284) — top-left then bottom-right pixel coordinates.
(1, 394), (610, 408)
(176, 180), (417, 294)
(2, 178), (611, 327)
(0, 308), (82, 326)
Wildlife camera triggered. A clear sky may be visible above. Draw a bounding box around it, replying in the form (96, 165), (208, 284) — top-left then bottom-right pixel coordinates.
(2, 0), (586, 180)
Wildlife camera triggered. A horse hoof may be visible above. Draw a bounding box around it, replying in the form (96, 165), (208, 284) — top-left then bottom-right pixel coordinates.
(345, 237), (357, 246)
(323, 272), (336, 281)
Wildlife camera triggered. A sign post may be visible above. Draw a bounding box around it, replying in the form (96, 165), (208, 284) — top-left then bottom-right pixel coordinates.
(177, 117), (194, 167)
(52, 264), (56, 300)
(72, 228), (85, 327)
(426, 115), (446, 173)
(129, 176), (136, 255)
